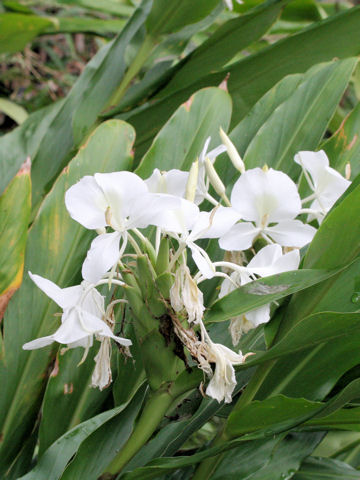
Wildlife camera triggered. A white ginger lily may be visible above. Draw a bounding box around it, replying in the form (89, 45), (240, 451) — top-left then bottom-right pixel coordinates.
(295, 150), (351, 223)
(219, 245), (300, 345)
(170, 263), (204, 324)
(219, 167), (316, 251)
(166, 204), (240, 279)
(65, 171), (180, 283)
(199, 322), (244, 403)
(22, 273), (131, 352)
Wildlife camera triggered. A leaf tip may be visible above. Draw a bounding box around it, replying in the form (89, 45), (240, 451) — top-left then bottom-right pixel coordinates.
(17, 156), (31, 176)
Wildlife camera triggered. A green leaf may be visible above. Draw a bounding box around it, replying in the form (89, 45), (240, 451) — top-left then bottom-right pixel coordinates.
(0, 13), (53, 54)
(43, 16), (126, 36)
(59, 386), (146, 480)
(243, 59), (357, 177)
(205, 268), (340, 324)
(0, 120), (134, 476)
(146, 0), (219, 36)
(243, 312), (360, 368)
(279, 182), (360, 336)
(127, 5), (360, 162)
(0, 158), (31, 320)
(135, 87), (232, 177)
(56, 0), (134, 16)
(161, 0), (286, 94)
(0, 0), (151, 206)
(38, 347), (110, 456)
(0, 98), (28, 124)
(293, 457), (360, 480)
(18, 401), (135, 480)
(322, 102), (360, 179)
(211, 433), (322, 480)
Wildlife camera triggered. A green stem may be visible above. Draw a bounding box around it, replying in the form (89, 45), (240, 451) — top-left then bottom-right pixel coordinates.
(193, 361), (276, 480)
(104, 388), (174, 475)
(106, 35), (156, 109)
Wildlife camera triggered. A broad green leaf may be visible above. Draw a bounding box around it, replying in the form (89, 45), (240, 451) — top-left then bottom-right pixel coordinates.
(211, 433), (322, 480)
(127, 5), (360, 161)
(135, 87), (232, 177)
(293, 457), (360, 480)
(0, 158), (31, 320)
(56, 0), (134, 17)
(322, 102), (360, 179)
(243, 312), (360, 368)
(227, 378), (360, 437)
(0, 13), (53, 54)
(0, 120), (134, 476)
(60, 386), (146, 480)
(0, 98), (28, 124)
(146, 0), (219, 36)
(279, 182), (360, 335)
(43, 16), (126, 35)
(243, 59), (357, 177)
(38, 347), (110, 456)
(161, 0), (286, 94)
(18, 400), (135, 480)
(205, 268), (340, 324)
(226, 5), (360, 125)
(0, 0), (151, 206)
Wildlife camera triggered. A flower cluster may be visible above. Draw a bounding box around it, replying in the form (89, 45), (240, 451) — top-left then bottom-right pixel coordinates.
(23, 131), (350, 402)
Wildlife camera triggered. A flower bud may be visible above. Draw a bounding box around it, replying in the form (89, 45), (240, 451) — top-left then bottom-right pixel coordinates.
(219, 127), (245, 174)
(186, 160), (199, 202)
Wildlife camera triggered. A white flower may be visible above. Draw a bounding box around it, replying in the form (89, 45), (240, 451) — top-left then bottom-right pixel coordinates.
(145, 168), (189, 198)
(219, 245), (300, 345)
(22, 273), (131, 352)
(170, 264), (204, 324)
(199, 323), (243, 403)
(166, 204), (240, 279)
(295, 150), (351, 223)
(65, 171), (180, 283)
(219, 167), (316, 250)
(91, 337), (113, 391)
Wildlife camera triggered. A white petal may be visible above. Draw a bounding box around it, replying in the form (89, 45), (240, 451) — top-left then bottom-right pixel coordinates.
(231, 168), (301, 224)
(145, 168), (189, 197)
(189, 244), (215, 279)
(127, 193), (184, 230)
(65, 176), (108, 230)
(265, 220), (316, 248)
(82, 232), (121, 284)
(245, 304), (271, 328)
(247, 244), (283, 270)
(29, 272), (82, 309)
(190, 207), (240, 240)
(94, 171), (148, 225)
(219, 222), (260, 251)
(23, 335), (55, 350)
(294, 150), (329, 187)
(246, 245), (300, 277)
(149, 197), (199, 234)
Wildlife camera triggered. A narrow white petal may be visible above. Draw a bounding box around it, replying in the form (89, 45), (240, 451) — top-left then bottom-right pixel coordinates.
(189, 244), (215, 279)
(23, 335), (55, 350)
(29, 272), (82, 309)
(82, 232), (121, 284)
(265, 220), (316, 248)
(190, 207), (240, 240)
(219, 222), (260, 251)
(65, 176), (108, 230)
